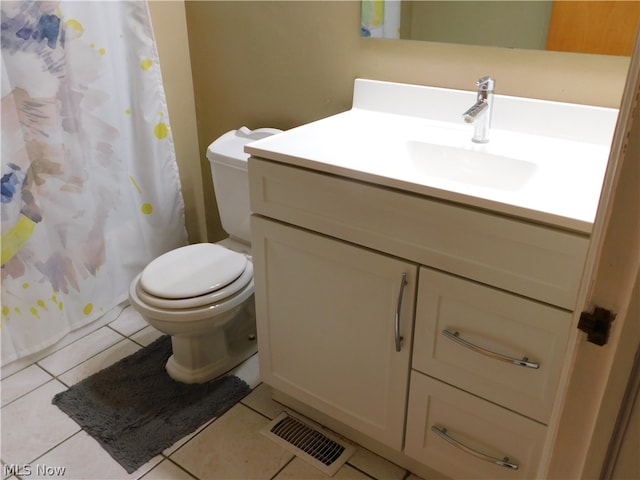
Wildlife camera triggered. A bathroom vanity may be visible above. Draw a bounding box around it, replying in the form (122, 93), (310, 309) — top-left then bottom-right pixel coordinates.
(246, 79), (618, 479)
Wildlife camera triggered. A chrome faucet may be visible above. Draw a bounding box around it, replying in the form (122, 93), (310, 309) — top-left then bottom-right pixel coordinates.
(463, 76), (495, 144)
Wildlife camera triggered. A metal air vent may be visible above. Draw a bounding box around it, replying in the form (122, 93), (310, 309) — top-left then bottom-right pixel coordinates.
(261, 411), (356, 476)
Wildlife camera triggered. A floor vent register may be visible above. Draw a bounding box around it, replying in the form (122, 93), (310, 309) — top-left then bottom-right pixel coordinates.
(261, 411), (356, 476)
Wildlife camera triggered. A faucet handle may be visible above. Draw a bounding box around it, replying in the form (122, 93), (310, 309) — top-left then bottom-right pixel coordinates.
(477, 76), (495, 92)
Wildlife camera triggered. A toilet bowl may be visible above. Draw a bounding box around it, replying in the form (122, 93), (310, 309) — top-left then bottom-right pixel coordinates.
(128, 127), (281, 383)
(129, 243), (257, 383)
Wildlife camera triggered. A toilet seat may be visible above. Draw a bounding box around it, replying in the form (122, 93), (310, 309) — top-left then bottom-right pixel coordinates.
(137, 244), (252, 310)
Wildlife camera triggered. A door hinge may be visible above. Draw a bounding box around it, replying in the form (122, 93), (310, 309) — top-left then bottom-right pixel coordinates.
(578, 306), (616, 346)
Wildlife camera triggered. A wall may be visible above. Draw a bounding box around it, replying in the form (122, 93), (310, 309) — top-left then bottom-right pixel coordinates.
(148, 1), (206, 243)
(184, 0), (630, 241)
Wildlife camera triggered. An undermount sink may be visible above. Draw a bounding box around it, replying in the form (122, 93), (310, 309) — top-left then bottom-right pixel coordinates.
(406, 140), (538, 191)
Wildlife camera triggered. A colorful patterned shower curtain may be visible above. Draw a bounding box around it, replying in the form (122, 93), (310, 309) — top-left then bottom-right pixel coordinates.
(1, 1), (188, 366)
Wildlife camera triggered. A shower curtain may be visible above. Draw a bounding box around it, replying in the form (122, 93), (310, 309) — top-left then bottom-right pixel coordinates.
(1, 1), (188, 366)
(361, 0), (401, 39)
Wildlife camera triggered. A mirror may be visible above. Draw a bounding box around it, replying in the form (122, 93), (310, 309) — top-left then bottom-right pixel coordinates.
(361, 1), (640, 56)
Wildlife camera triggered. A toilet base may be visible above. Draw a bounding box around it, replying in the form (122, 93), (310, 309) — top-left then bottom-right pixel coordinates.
(164, 299), (257, 383)
(166, 344), (257, 384)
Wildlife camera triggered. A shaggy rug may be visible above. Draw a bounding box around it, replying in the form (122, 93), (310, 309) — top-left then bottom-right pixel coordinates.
(52, 335), (251, 473)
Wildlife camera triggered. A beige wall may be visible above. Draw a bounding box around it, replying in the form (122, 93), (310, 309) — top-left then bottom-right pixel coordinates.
(148, 1), (206, 243)
(183, 0), (630, 241)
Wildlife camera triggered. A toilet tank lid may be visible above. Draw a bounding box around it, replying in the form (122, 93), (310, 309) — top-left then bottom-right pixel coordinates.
(207, 127), (282, 168)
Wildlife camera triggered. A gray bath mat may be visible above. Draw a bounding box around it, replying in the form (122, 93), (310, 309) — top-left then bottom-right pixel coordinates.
(52, 335), (251, 473)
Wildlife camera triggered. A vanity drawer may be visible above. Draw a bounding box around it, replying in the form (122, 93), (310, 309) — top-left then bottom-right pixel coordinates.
(413, 267), (571, 423)
(249, 158), (589, 309)
(405, 371), (547, 480)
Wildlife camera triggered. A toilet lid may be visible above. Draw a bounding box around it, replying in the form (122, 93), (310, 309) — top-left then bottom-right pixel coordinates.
(134, 262), (253, 310)
(140, 244), (248, 299)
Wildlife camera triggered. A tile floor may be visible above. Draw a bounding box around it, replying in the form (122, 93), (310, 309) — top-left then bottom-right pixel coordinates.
(1, 306), (425, 480)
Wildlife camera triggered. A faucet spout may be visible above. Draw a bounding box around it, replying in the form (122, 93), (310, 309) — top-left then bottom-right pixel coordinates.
(463, 100), (488, 124)
(463, 76), (495, 143)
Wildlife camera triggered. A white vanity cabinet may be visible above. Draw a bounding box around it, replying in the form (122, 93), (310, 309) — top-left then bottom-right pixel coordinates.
(248, 157), (590, 478)
(251, 215), (417, 450)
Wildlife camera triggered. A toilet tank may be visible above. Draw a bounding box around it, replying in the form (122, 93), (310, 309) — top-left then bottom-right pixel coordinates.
(207, 127), (281, 243)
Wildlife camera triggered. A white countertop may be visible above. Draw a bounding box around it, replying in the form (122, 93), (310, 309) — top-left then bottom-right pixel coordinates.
(245, 79), (618, 234)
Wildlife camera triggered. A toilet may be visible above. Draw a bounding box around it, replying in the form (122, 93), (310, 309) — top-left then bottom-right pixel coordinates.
(128, 127), (281, 383)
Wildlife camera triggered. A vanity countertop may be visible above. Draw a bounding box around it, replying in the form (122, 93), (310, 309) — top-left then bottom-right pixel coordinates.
(245, 79), (619, 234)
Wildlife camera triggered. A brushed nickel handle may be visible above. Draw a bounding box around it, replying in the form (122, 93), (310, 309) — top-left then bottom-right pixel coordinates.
(431, 425), (519, 470)
(442, 329), (539, 369)
(395, 273), (408, 352)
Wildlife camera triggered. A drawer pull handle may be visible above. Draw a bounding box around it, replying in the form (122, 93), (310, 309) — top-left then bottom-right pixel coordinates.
(442, 330), (539, 369)
(395, 273), (408, 352)
(431, 425), (519, 470)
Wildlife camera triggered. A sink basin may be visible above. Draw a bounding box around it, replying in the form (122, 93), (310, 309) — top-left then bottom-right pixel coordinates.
(407, 141), (538, 191)
(245, 78), (619, 232)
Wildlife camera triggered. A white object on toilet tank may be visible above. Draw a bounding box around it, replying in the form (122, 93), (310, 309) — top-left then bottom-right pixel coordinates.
(207, 127), (281, 243)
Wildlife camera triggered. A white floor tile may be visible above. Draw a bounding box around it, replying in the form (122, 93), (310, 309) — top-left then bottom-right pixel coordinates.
(130, 326), (164, 346)
(230, 352), (260, 389)
(108, 306), (148, 337)
(32, 430), (162, 480)
(0, 380), (80, 465)
(1, 365), (52, 407)
(161, 418), (216, 457)
(274, 456), (370, 479)
(241, 383), (286, 420)
(348, 447), (407, 480)
(170, 404), (294, 480)
(57, 339), (141, 387)
(140, 460), (197, 480)
(37, 327), (124, 376)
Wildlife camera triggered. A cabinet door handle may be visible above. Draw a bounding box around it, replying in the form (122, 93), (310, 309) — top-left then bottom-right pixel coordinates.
(441, 330), (539, 369)
(431, 425), (519, 470)
(395, 273), (408, 352)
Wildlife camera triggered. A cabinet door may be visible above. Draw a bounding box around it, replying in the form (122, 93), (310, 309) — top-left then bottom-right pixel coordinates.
(251, 215), (417, 450)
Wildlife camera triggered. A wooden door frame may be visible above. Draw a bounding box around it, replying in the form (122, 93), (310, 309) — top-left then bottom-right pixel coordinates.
(602, 336), (640, 479)
(545, 30), (640, 479)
